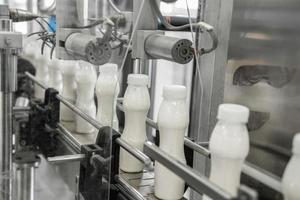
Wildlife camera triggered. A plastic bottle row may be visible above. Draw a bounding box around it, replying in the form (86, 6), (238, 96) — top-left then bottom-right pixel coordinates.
(22, 43), (120, 133)
(119, 77), (300, 200)
(22, 43), (299, 200)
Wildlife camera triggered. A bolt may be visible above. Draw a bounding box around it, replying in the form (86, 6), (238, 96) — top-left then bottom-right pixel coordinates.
(5, 38), (12, 46)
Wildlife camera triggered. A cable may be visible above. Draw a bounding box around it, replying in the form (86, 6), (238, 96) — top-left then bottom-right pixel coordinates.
(108, 0), (122, 14)
(72, 18), (106, 29)
(149, 0), (218, 54)
(73, 14), (125, 29)
(41, 18), (55, 33)
(34, 19), (47, 31)
(186, 0), (204, 138)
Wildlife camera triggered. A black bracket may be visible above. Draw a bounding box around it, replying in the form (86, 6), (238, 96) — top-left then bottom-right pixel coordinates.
(79, 126), (121, 200)
(14, 150), (41, 169)
(19, 88), (60, 157)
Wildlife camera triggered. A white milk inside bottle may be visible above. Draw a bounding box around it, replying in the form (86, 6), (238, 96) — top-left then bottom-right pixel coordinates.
(60, 60), (77, 123)
(48, 56), (63, 93)
(75, 61), (97, 134)
(282, 133), (300, 200)
(119, 74), (150, 172)
(96, 63), (119, 130)
(204, 104), (250, 199)
(154, 85), (189, 200)
(34, 47), (50, 100)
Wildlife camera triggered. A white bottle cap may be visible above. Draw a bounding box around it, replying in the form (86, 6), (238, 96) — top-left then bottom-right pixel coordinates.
(127, 74), (149, 86)
(163, 85), (187, 100)
(292, 133), (300, 154)
(217, 104), (250, 123)
(99, 63), (118, 74)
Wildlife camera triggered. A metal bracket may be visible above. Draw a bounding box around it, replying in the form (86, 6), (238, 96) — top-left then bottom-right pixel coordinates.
(79, 126), (121, 200)
(0, 31), (22, 48)
(19, 88), (60, 156)
(79, 144), (104, 200)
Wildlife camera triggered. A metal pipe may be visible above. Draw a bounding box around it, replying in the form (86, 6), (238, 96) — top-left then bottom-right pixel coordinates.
(133, 59), (141, 74)
(25, 72), (46, 89)
(56, 123), (81, 153)
(117, 102), (159, 129)
(242, 162), (282, 193)
(184, 138), (210, 158)
(0, 15), (20, 198)
(14, 151), (40, 200)
(146, 117), (158, 130)
(108, 0), (122, 14)
(182, 141), (282, 193)
(115, 175), (146, 200)
(0, 93), (13, 200)
(116, 138), (152, 169)
(57, 95), (102, 129)
(118, 102), (210, 156)
(16, 166), (35, 200)
(144, 141), (234, 200)
(47, 154), (86, 164)
(145, 34), (194, 64)
(13, 107), (31, 113)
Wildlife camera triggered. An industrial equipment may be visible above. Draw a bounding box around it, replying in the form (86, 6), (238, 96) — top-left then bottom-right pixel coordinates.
(0, 0), (297, 200)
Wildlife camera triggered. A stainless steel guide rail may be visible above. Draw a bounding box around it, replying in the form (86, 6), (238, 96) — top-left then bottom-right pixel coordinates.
(144, 142), (234, 200)
(145, 117), (282, 193)
(115, 175), (147, 200)
(26, 71), (280, 199)
(117, 103), (281, 194)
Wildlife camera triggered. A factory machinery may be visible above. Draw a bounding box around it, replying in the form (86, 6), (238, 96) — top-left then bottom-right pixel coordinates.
(0, 0), (292, 200)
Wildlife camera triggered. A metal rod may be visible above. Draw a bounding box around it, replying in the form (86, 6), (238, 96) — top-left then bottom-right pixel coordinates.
(115, 175), (146, 200)
(242, 162), (282, 193)
(144, 141), (234, 200)
(13, 107), (31, 112)
(56, 123), (81, 153)
(25, 72), (46, 89)
(118, 102), (210, 156)
(184, 138), (210, 157)
(0, 93), (13, 200)
(117, 103), (159, 129)
(56, 94), (102, 130)
(116, 138), (152, 169)
(47, 154), (86, 164)
(133, 59), (141, 74)
(114, 88), (281, 193)
(185, 142), (282, 193)
(14, 151), (40, 200)
(16, 165), (35, 200)
(17, 165), (35, 200)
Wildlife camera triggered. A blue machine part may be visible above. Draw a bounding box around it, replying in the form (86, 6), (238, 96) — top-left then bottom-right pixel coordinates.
(48, 15), (56, 32)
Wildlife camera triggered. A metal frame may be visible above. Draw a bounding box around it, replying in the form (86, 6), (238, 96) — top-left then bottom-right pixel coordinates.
(188, 2), (234, 200)
(10, 0), (287, 199)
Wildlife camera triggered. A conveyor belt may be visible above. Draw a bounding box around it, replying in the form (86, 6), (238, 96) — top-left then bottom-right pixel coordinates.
(119, 170), (187, 200)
